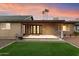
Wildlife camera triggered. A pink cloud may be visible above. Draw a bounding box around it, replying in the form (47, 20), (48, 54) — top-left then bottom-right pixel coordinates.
(0, 3), (78, 18)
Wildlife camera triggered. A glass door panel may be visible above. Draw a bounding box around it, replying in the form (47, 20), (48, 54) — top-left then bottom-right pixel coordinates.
(37, 26), (40, 34)
(33, 26), (36, 34)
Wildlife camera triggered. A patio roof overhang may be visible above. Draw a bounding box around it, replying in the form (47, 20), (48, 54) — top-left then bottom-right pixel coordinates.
(0, 20), (79, 24)
(16, 20), (79, 24)
(22, 20), (65, 23)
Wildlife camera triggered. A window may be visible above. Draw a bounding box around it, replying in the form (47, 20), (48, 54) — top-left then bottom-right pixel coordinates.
(62, 25), (66, 31)
(62, 24), (70, 31)
(0, 23), (11, 30)
(75, 25), (79, 32)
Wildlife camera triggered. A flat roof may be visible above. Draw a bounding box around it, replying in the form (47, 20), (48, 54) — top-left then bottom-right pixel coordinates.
(0, 15), (78, 23)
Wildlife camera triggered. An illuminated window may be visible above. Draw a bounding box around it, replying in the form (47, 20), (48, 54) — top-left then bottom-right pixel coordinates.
(0, 23), (11, 30)
(62, 25), (66, 31)
(62, 24), (70, 31)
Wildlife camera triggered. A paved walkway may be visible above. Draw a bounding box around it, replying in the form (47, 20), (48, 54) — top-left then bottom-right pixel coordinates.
(64, 36), (79, 48)
(0, 39), (15, 49)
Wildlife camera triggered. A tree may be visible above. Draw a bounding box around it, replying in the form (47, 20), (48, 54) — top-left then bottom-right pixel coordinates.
(42, 9), (49, 20)
(45, 9), (49, 13)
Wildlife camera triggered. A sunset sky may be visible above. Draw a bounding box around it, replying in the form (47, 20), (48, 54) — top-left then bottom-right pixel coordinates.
(0, 3), (79, 20)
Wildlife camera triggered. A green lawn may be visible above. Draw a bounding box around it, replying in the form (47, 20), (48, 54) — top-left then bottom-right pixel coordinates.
(0, 42), (79, 56)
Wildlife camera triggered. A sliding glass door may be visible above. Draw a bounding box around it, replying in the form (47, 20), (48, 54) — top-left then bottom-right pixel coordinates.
(30, 25), (41, 34)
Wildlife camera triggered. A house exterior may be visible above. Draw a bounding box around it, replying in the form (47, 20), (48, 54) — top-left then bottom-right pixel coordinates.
(0, 15), (79, 39)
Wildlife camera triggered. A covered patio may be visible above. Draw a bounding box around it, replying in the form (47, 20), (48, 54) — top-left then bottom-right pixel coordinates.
(21, 20), (75, 40)
(22, 21), (61, 40)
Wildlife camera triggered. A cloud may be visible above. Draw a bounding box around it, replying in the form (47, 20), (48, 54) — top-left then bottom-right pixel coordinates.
(0, 3), (46, 15)
(0, 3), (78, 18)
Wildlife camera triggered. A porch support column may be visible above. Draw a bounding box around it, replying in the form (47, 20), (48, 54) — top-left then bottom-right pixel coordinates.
(60, 30), (64, 39)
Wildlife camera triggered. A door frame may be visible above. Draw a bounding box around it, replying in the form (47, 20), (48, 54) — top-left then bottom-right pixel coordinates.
(23, 24), (42, 35)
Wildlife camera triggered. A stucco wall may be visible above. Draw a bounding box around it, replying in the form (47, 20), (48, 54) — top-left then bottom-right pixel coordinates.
(0, 23), (22, 39)
(42, 23), (58, 35)
(0, 22), (74, 39)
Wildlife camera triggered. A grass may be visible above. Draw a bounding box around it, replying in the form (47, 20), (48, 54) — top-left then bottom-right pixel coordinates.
(0, 42), (79, 56)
